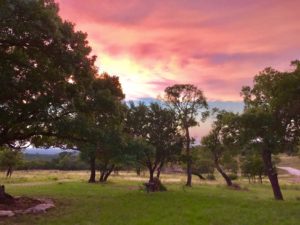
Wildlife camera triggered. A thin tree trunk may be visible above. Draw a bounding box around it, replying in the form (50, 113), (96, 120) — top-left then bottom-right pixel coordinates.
(103, 165), (115, 182)
(99, 170), (105, 182)
(156, 161), (164, 179)
(262, 149), (283, 200)
(136, 167), (141, 176)
(185, 127), (192, 187)
(6, 167), (12, 178)
(259, 174), (263, 184)
(88, 156), (96, 183)
(214, 158), (232, 186)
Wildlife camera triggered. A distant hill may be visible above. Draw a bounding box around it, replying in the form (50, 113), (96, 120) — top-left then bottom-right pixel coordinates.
(24, 147), (77, 155)
(23, 153), (58, 161)
(130, 99), (244, 113)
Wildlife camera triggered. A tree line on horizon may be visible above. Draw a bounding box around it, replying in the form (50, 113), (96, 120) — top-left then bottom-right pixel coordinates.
(0, 0), (299, 202)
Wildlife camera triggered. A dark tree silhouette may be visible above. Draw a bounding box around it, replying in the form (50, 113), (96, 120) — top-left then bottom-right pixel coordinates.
(0, 0), (99, 202)
(240, 61), (300, 200)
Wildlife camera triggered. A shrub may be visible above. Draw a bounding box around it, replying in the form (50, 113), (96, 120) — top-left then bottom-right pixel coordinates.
(206, 174), (216, 180)
(228, 174), (238, 180)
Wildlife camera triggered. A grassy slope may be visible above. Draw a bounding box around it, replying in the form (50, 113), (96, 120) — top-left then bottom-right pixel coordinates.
(1, 177), (300, 225)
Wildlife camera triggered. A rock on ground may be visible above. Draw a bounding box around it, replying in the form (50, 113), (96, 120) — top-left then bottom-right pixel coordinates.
(0, 210), (15, 217)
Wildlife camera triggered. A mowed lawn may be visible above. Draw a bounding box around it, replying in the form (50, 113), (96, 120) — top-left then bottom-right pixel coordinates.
(0, 172), (300, 225)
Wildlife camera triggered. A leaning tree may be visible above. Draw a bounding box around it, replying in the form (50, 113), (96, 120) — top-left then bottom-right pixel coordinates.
(163, 84), (208, 186)
(201, 110), (240, 187)
(240, 61), (300, 200)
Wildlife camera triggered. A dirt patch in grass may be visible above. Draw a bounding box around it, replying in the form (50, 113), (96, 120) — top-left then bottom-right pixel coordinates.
(228, 183), (249, 191)
(0, 197), (41, 211)
(127, 186), (140, 190)
(291, 177), (300, 183)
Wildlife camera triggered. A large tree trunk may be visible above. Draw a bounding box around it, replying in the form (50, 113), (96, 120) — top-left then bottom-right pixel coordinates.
(185, 127), (192, 187)
(214, 158), (232, 186)
(262, 149), (283, 200)
(6, 166), (13, 178)
(0, 185), (14, 204)
(258, 174), (263, 184)
(88, 156), (96, 183)
(149, 168), (155, 182)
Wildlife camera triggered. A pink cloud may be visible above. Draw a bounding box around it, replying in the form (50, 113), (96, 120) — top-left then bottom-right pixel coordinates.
(56, 0), (300, 101)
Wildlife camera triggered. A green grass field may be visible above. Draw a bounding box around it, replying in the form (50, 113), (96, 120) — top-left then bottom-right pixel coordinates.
(0, 170), (300, 225)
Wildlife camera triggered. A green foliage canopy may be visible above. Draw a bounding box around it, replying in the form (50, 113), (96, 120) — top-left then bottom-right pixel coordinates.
(0, 0), (96, 147)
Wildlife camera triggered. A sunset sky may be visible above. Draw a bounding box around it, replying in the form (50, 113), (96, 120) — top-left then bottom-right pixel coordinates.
(56, 0), (300, 139)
